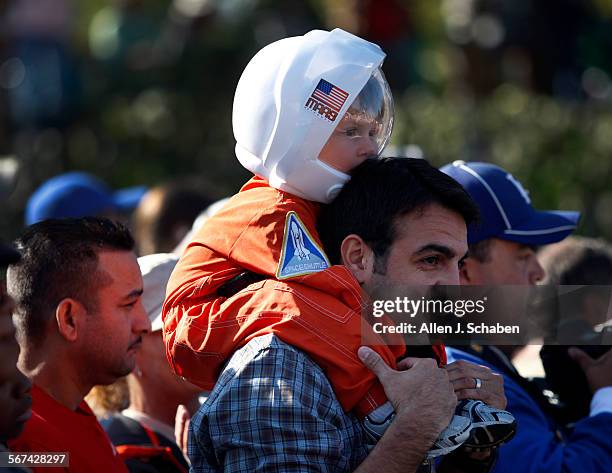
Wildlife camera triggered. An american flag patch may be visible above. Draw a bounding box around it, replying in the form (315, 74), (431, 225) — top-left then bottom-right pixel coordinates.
(309, 79), (349, 114)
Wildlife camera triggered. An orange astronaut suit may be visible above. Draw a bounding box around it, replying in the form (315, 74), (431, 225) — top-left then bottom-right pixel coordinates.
(163, 176), (446, 416)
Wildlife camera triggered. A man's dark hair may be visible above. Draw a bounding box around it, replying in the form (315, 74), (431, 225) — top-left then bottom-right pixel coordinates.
(7, 217), (135, 344)
(317, 157), (479, 270)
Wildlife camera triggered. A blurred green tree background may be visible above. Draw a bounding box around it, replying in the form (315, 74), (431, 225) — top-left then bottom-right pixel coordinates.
(1, 0), (611, 240)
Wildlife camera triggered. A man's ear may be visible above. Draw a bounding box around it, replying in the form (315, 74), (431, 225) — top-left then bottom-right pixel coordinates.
(340, 234), (374, 284)
(460, 257), (476, 285)
(55, 298), (88, 343)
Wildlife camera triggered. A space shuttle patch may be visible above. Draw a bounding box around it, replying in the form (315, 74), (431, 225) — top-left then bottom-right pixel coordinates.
(277, 211), (330, 279)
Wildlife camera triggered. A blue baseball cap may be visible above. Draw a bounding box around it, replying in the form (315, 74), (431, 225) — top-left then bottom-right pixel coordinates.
(440, 161), (580, 245)
(26, 172), (147, 225)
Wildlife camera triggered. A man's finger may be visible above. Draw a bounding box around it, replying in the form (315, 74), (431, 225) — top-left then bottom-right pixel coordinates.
(182, 418), (190, 455)
(446, 362), (492, 378)
(358, 346), (391, 378)
(397, 357), (420, 371)
(175, 404), (189, 448)
(450, 376), (483, 392)
(568, 347), (593, 372)
(455, 388), (501, 408)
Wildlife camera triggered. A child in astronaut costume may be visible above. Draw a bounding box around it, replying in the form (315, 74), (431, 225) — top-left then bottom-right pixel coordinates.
(163, 28), (515, 458)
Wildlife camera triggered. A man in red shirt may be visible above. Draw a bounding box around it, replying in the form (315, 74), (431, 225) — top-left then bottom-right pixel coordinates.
(6, 218), (151, 472)
(0, 242), (32, 473)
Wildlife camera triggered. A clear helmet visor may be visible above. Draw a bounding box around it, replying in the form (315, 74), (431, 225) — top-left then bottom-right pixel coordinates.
(342, 67), (394, 155)
(315, 67), (394, 177)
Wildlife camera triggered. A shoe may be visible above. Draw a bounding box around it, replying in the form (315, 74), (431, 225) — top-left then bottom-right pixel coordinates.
(457, 400), (517, 449)
(363, 403), (395, 444)
(425, 414), (472, 459)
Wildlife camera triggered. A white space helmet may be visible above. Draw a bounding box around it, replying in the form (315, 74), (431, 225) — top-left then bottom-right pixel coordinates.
(233, 28), (394, 203)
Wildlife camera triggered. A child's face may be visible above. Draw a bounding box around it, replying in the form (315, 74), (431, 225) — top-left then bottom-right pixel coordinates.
(318, 113), (379, 173)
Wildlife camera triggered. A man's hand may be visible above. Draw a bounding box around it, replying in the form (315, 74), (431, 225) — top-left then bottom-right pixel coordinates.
(569, 347), (612, 393)
(355, 347), (458, 473)
(444, 360), (507, 409)
(358, 347), (456, 437)
(175, 404), (191, 462)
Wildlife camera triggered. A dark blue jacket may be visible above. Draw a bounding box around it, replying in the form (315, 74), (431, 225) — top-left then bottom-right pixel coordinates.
(448, 347), (612, 473)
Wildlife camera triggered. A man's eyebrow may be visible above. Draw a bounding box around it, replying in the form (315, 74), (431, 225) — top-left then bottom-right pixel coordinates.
(414, 244), (456, 258)
(123, 288), (144, 300)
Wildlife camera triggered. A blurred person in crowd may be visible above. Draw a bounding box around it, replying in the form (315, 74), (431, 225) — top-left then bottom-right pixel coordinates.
(173, 197), (231, 255)
(86, 378), (130, 419)
(538, 236), (612, 339)
(25, 172), (147, 226)
(187, 157), (507, 473)
(133, 182), (212, 256)
(441, 161), (611, 473)
(7, 218), (150, 473)
(537, 237), (612, 424)
(0, 242), (32, 471)
(102, 253), (200, 473)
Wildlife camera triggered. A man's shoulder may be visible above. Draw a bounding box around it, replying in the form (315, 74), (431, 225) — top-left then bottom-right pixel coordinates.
(12, 411), (128, 473)
(204, 334), (345, 413)
(9, 391), (127, 473)
(219, 334), (329, 386)
(9, 385), (73, 450)
(10, 390), (116, 453)
(228, 333), (313, 365)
